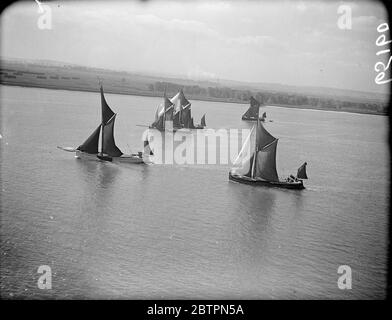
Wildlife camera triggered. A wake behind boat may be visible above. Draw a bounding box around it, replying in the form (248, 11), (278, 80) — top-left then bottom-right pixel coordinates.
(58, 85), (153, 163)
(229, 117), (308, 190)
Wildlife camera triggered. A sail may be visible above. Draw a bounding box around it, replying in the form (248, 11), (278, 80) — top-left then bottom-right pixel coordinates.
(154, 104), (161, 121)
(144, 138), (154, 156)
(179, 90), (191, 109)
(181, 107), (192, 128)
(201, 114), (206, 127)
(102, 115), (123, 157)
(190, 117), (196, 129)
(164, 96), (174, 121)
(254, 139), (279, 182)
(100, 85), (115, 124)
(151, 113), (165, 130)
(242, 96), (260, 119)
(171, 90), (191, 126)
(173, 111), (182, 128)
(262, 112), (267, 118)
(151, 102), (165, 129)
(77, 125), (101, 154)
(231, 126), (255, 176)
(297, 162), (308, 179)
(256, 119), (276, 150)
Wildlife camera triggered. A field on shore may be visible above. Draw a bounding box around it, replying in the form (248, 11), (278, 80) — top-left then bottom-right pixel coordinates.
(0, 59), (389, 115)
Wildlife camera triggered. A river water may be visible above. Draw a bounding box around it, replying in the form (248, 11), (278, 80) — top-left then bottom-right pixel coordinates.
(0, 85), (389, 299)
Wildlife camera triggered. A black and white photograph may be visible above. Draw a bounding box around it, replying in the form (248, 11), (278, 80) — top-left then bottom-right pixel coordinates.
(0, 0), (390, 303)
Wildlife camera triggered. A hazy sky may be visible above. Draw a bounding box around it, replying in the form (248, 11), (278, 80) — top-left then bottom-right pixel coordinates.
(0, 0), (389, 94)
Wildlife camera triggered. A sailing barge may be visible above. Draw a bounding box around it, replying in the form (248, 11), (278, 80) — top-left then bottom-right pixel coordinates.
(59, 85), (153, 163)
(242, 96), (267, 121)
(150, 89), (206, 131)
(229, 118), (308, 190)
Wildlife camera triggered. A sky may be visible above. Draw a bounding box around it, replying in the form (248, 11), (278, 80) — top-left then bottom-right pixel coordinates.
(0, 0), (389, 94)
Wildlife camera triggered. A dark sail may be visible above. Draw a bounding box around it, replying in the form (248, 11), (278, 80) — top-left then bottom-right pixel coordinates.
(297, 162), (308, 179)
(190, 117), (196, 129)
(256, 119), (276, 150)
(164, 96), (174, 121)
(173, 110), (182, 128)
(77, 125), (101, 154)
(242, 96), (260, 120)
(101, 85), (115, 124)
(201, 114), (206, 127)
(254, 139), (279, 182)
(102, 115), (123, 157)
(181, 107), (192, 128)
(151, 113), (164, 131)
(179, 89), (191, 109)
(245, 154), (254, 177)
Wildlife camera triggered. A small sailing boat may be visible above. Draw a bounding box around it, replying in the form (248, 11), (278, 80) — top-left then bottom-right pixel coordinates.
(261, 111), (267, 122)
(58, 85), (152, 163)
(229, 118), (307, 189)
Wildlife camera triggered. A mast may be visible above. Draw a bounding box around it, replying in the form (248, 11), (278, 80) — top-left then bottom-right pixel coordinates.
(251, 105), (261, 178)
(251, 119), (258, 178)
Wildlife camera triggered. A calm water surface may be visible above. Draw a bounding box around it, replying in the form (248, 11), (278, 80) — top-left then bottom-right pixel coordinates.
(0, 85), (389, 299)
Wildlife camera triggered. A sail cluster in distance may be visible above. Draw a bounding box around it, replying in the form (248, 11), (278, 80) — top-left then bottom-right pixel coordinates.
(151, 89), (206, 131)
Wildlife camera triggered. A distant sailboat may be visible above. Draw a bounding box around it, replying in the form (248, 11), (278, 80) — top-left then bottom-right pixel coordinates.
(261, 111), (267, 122)
(242, 96), (261, 121)
(229, 117), (307, 189)
(147, 89), (206, 131)
(58, 85), (152, 163)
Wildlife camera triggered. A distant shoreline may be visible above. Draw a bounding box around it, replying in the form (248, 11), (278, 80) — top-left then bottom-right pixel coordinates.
(0, 59), (388, 116)
(0, 81), (387, 117)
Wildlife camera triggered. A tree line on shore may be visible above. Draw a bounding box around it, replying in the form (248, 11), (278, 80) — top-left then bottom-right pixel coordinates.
(148, 81), (388, 114)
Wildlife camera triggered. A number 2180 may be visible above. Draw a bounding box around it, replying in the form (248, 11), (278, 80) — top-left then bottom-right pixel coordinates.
(375, 23), (392, 85)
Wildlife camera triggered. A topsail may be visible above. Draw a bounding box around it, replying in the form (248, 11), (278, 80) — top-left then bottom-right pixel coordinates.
(100, 85), (115, 124)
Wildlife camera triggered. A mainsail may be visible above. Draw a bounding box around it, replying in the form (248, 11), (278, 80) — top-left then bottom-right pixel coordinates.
(201, 114), (206, 127)
(242, 96), (260, 119)
(297, 162), (308, 179)
(164, 96), (174, 121)
(170, 89), (192, 128)
(254, 140), (279, 181)
(102, 115), (123, 157)
(231, 126), (255, 176)
(77, 125), (101, 154)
